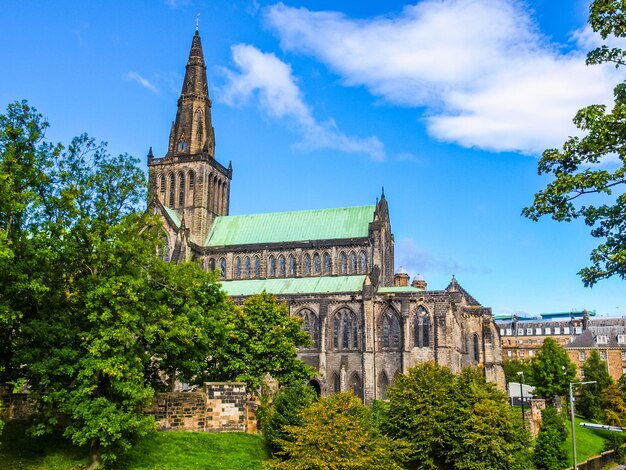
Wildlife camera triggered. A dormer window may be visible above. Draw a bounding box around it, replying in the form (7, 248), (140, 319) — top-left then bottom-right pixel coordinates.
(618, 335), (626, 344)
(597, 335), (608, 344)
(178, 141), (188, 151)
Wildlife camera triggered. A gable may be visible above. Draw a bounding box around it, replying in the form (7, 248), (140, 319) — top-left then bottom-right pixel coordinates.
(205, 205), (375, 247)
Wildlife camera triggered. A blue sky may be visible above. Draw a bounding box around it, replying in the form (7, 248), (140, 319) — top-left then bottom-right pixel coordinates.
(2, 0), (625, 316)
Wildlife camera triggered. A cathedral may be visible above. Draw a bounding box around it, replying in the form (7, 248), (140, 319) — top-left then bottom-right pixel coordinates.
(147, 29), (504, 403)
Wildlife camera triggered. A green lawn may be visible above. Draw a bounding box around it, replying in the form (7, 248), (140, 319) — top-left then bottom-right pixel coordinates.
(0, 423), (270, 469)
(565, 415), (616, 467)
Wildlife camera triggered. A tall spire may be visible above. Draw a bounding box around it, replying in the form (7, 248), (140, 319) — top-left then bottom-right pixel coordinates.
(166, 29), (215, 158)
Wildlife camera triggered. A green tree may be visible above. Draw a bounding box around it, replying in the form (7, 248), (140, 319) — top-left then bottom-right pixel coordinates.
(601, 382), (626, 427)
(503, 359), (532, 385)
(522, 0), (626, 286)
(266, 392), (405, 470)
(258, 381), (318, 455)
(206, 292), (314, 391)
(528, 338), (577, 399)
(577, 349), (613, 421)
(533, 406), (568, 470)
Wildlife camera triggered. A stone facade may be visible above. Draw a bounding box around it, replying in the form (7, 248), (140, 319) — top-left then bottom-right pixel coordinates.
(147, 29), (505, 404)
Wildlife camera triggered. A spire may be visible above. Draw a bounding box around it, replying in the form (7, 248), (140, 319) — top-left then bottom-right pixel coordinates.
(166, 29), (215, 158)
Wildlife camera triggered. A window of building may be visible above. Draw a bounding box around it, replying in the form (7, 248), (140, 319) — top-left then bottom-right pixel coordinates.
(505, 329), (512, 336)
(178, 173), (185, 207)
(600, 350), (608, 360)
(473, 334), (480, 362)
(288, 254), (296, 276)
(219, 258), (226, 279)
(304, 254), (311, 275)
(314, 253), (321, 274)
(188, 171), (195, 191)
(500, 329), (505, 336)
(575, 327), (583, 334)
(235, 257), (241, 279)
(269, 256), (276, 277)
(169, 174), (175, 207)
(299, 309), (319, 349)
(535, 328), (542, 335)
(279, 255), (286, 277)
(526, 328), (532, 335)
(414, 307), (430, 347)
(564, 327), (571, 334)
(579, 367), (585, 378)
(381, 310), (401, 349)
(159, 174), (166, 193)
(545, 328), (551, 335)
(520, 351), (525, 358)
(579, 351), (586, 361)
(507, 350), (512, 358)
(517, 329), (524, 336)
(350, 373), (363, 399)
(208, 258), (215, 272)
(324, 252), (331, 274)
(623, 367), (626, 375)
(359, 251), (367, 274)
(178, 140), (187, 151)
(340, 252), (347, 274)
(597, 335), (608, 344)
(332, 308), (359, 350)
(254, 256), (260, 278)
(244, 257), (251, 278)
(619, 335), (626, 345)
(349, 252), (357, 274)
(621, 351), (626, 362)
(529, 350), (534, 357)
(554, 327), (561, 335)
(333, 373), (340, 393)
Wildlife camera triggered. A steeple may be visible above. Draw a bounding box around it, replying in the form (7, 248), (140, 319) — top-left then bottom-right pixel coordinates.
(166, 29), (215, 158)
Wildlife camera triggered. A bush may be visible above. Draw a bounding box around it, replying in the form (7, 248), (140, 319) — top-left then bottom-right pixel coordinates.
(534, 406), (568, 470)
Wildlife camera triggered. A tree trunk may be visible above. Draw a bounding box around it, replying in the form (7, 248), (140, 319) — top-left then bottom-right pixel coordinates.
(87, 437), (102, 470)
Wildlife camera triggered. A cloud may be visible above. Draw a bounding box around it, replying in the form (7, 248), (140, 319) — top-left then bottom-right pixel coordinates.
(395, 237), (463, 277)
(220, 44), (385, 160)
(265, 0), (623, 155)
(164, 0), (189, 8)
(125, 72), (159, 93)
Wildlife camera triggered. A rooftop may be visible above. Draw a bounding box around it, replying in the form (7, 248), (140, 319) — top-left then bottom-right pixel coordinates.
(220, 275), (366, 296)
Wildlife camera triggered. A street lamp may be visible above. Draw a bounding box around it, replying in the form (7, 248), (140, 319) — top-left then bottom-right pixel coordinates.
(569, 380), (596, 470)
(517, 371), (525, 424)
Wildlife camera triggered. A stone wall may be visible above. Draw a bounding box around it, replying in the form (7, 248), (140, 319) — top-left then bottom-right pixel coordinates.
(0, 385), (34, 421)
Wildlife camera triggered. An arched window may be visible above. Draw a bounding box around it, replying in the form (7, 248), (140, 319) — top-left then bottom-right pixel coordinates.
(381, 309), (401, 349)
(195, 109), (203, 145)
(288, 254), (296, 276)
(188, 170), (195, 191)
(178, 172), (185, 207)
(333, 373), (341, 393)
(245, 257), (251, 278)
(304, 254), (311, 275)
(473, 334), (480, 363)
(279, 255), (286, 277)
(379, 373), (389, 400)
(219, 258), (226, 279)
(159, 174), (165, 193)
(324, 252), (331, 274)
(414, 307), (430, 348)
(359, 251), (367, 274)
(208, 258), (215, 272)
(235, 257), (241, 279)
(314, 253), (321, 274)
(269, 256), (276, 277)
(299, 309), (319, 349)
(349, 251), (357, 274)
(178, 140), (187, 151)
(340, 252), (347, 274)
(332, 308), (359, 350)
(350, 373), (363, 399)
(254, 256), (260, 278)
(168, 174), (175, 207)
(158, 235), (170, 262)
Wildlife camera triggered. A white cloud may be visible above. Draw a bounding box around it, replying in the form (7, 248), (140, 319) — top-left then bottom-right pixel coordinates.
(125, 71), (159, 93)
(395, 237), (462, 277)
(265, 0), (623, 155)
(220, 44), (385, 160)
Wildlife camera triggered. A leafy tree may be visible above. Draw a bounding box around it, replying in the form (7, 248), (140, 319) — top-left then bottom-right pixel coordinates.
(257, 381), (318, 455)
(266, 392), (405, 470)
(206, 292), (314, 391)
(577, 349), (613, 421)
(522, 0), (626, 286)
(528, 338), (577, 399)
(503, 359), (532, 385)
(601, 382), (626, 427)
(533, 406), (568, 470)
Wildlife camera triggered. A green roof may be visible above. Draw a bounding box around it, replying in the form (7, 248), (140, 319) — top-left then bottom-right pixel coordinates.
(163, 206), (181, 228)
(378, 286), (424, 293)
(205, 205), (375, 247)
(220, 275), (366, 296)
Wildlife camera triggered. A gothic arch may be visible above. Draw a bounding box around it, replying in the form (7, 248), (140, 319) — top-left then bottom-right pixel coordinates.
(332, 372), (341, 394)
(234, 256), (242, 279)
(278, 254), (286, 277)
(221, 183), (227, 214)
(288, 254), (296, 276)
(194, 108), (203, 146)
(324, 252), (331, 274)
(158, 173), (165, 195)
(268, 255), (276, 277)
(314, 252), (321, 274)
(187, 169), (195, 195)
(330, 306), (360, 351)
(378, 372), (390, 400)
(340, 251), (347, 274)
(349, 372), (363, 399)
(296, 308), (320, 350)
(219, 257), (226, 279)
(178, 171), (185, 207)
(414, 305), (431, 348)
(473, 333), (480, 363)
(254, 255), (260, 278)
(359, 251), (367, 274)
(303, 253), (311, 275)
(349, 251), (357, 274)
(380, 307), (402, 349)
(168, 173), (175, 207)
(208, 258), (216, 272)
(244, 256), (251, 278)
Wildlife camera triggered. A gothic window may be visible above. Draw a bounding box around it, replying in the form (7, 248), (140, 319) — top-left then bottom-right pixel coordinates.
(168, 174), (175, 207)
(279, 255), (286, 277)
(188, 170), (195, 191)
(333, 373), (341, 393)
(159, 174), (165, 193)
(359, 251), (367, 274)
(304, 254), (311, 275)
(299, 309), (319, 349)
(288, 254), (296, 276)
(314, 253), (321, 274)
(158, 235), (170, 262)
(414, 307), (430, 348)
(340, 252), (347, 274)
(332, 308), (359, 350)
(178, 172), (185, 207)
(349, 251), (357, 274)
(269, 256), (276, 277)
(381, 309), (401, 349)
(195, 109), (203, 145)
(350, 373), (363, 399)
(219, 258), (226, 279)
(245, 257), (251, 278)
(473, 334), (480, 363)
(324, 252), (331, 274)
(208, 258), (215, 272)
(221, 184), (227, 213)
(235, 257), (241, 279)
(254, 256), (260, 278)
(379, 373), (389, 400)
(178, 140), (187, 151)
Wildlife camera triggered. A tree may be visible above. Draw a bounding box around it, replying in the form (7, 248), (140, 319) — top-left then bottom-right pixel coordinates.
(577, 349), (613, 421)
(257, 380), (318, 455)
(533, 406), (568, 470)
(528, 338), (577, 399)
(503, 359), (532, 385)
(266, 392), (405, 470)
(601, 382), (626, 427)
(522, 0), (626, 286)
(205, 292), (314, 391)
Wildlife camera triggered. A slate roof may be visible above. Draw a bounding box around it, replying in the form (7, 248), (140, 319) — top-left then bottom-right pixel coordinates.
(220, 275), (366, 296)
(566, 325), (626, 349)
(205, 205), (375, 247)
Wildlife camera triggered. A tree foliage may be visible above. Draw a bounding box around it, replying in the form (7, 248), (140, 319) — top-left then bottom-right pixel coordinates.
(503, 359), (532, 385)
(266, 392), (405, 470)
(533, 406), (568, 470)
(577, 349), (613, 421)
(382, 362), (531, 470)
(528, 338), (577, 399)
(522, 0), (626, 286)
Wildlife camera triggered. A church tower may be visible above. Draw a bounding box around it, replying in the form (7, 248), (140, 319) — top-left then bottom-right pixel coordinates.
(148, 27), (232, 247)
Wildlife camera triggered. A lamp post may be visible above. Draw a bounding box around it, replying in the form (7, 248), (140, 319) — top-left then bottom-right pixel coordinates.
(569, 380), (596, 470)
(517, 371), (525, 424)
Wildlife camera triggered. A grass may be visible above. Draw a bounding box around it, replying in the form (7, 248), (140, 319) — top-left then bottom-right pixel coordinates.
(565, 415), (615, 467)
(0, 422), (270, 469)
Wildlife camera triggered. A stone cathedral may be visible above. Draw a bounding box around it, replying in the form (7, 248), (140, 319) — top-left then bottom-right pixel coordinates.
(147, 29), (504, 403)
